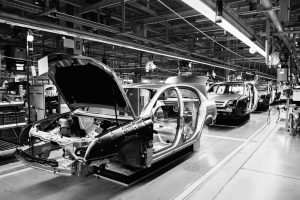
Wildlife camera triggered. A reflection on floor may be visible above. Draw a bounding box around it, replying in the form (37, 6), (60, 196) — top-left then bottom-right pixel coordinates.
(189, 120), (300, 200)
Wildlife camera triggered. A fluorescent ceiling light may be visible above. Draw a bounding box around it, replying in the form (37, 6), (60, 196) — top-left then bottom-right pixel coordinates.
(181, 0), (266, 57)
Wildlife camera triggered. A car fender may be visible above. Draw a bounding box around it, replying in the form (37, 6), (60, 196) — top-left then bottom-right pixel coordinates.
(205, 100), (217, 124)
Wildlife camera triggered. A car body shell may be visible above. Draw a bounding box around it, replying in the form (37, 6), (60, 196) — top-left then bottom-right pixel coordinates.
(207, 81), (258, 119)
(164, 76), (217, 124)
(255, 81), (275, 110)
(16, 54), (212, 177)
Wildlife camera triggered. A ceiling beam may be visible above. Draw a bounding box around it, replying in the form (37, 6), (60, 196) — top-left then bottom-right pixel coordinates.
(0, 11), (252, 73)
(149, 25), (223, 38)
(58, 0), (84, 7)
(127, 2), (157, 16)
(237, 6), (281, 16)
(79, 0), (134, 15)
(136, 9), (201, 25)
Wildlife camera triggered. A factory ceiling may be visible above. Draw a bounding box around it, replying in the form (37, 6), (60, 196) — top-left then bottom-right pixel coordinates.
(0, 0), (299, 79)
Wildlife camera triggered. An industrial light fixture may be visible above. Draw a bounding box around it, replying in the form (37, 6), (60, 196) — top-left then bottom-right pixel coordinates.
(180, 0), (266, 57)
(249, 47), (256, 54)
(26, 29), (34, 42)
(212, 70), (216, 78)
(145, 60), (156, 72)
(215, 0), (223, 23)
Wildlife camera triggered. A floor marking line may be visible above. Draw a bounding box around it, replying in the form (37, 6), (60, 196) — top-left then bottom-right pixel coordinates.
(174, 115), (277, 200)
(0, 167), (31, 179)
(202, 135), (246, 142)
(242, 168), (300, 181)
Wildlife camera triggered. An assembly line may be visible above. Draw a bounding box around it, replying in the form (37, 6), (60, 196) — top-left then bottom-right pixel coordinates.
(0, 54), (288, 200)
(0, 109), (278, 200)
(0, 1), (299, 199)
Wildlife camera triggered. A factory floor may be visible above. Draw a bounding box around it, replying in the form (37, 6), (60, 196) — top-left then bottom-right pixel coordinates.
(187, 120), (300, 200)
(1, 111), (300, 200)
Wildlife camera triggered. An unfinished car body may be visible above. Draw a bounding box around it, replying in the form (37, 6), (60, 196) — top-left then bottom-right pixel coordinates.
(164, 75), (217, 124)
(16, 54), (212, 177)
(255, 81), (275, 110)
(207, 81), (258, 119)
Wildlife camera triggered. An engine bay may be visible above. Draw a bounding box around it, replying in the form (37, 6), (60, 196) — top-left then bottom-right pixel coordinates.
(18, 113), (129, 176)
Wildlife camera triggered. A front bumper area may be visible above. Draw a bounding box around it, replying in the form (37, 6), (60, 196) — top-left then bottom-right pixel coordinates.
(217, 107), (233, 113)
(15, 147), (75, 176)
(16, 149), (58, 167)
(257, 99), (269, 107)
(216, 106), (246, 119)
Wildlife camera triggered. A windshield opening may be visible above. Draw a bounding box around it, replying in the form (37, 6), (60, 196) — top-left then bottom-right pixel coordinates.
(208, 84), (244, 95)
(256, 85), (268, 91)
(124, 88), (156, 116)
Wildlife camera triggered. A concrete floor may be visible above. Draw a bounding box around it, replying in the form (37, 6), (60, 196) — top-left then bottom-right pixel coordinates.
(187, 117), (300, 200)
(1, 111), (296, 200)
(211, 124), (300, 200)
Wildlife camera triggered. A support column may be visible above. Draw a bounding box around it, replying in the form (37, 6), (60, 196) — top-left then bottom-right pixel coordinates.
(133, 22), (146, 83)
(121, 0), (126, 31)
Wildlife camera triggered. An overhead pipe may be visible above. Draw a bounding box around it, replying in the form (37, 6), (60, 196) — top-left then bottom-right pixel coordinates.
(260, 0), (291, 51)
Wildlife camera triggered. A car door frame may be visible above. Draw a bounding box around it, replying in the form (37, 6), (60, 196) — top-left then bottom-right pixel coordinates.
(177, 86), (203, 143)
(151, 87), (182, 149)
(248, 83), (258, 111)
(244, 83), (252, 111)
(141, 85), (185, 162)
(141, 84), (207, 163)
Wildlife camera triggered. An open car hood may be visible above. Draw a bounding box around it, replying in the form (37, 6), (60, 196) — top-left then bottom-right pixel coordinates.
(47, 54), (135, 117)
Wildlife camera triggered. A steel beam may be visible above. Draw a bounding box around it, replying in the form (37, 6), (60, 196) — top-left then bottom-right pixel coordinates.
(237, 6), (281, 16)
(79, 0), (134, 15)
